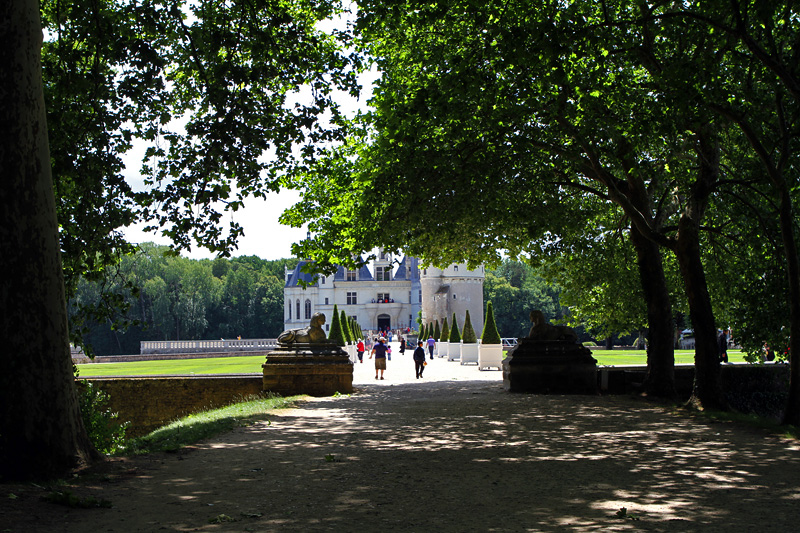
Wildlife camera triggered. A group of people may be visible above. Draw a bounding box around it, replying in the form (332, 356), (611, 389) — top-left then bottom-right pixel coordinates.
(352, 334), (433, 380)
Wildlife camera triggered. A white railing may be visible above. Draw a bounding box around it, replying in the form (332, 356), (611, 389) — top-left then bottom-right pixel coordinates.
(140, 338), (278, 355)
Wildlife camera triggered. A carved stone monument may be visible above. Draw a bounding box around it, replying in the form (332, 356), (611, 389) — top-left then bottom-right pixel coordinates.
(263, 312), (353, 396)
(503, 310), (598, 394)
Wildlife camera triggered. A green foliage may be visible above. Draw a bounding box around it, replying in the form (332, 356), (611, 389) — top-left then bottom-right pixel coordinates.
(440, 317), (450, 342)
(481, 302), (502, 345)
(433, 320), (441, 341)
(327, 304), (346, 346)
(77, 381), (128, 455)
(483, 261), (563, 338)
(462, 310), (477, 343)
(340, 310), (353, 343)
(70, 245), (296, 355)
(41, 0), (361, 351)
(448, 313), (461, 343)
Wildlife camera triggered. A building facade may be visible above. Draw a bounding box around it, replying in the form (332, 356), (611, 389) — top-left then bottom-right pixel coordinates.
(284, 250), (485, 337)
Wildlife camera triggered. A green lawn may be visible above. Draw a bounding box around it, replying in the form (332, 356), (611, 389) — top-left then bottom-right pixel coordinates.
(76, 355), (267, 377)
(75, 349), (749, 377)
(592, 349), (748, 366)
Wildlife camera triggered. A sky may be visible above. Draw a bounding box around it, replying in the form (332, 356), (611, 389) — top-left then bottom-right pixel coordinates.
(121, 14), (376, 262)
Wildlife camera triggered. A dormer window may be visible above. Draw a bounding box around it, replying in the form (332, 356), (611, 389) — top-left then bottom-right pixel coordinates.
(376, 266), (391, 281)
(346, 269), (357, 281)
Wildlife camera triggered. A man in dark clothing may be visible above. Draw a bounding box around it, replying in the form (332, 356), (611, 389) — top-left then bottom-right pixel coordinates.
(370, 337), (389, 380)
(413, 340), (426, 379)
(717, 329), (729, 363)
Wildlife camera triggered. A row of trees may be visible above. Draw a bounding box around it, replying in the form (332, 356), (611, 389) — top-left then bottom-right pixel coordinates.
(5, 0), (800, 480)
(283, 1), (800, 420)
(419, 304), (503, 346)
(71, 244), (297, 356)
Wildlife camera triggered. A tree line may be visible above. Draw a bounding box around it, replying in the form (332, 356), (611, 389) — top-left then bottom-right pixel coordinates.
(72, 244), (298, 356)
(5, 0), (800, 480)
(74, 248), (561, 356)
(284, 1), (800, 418)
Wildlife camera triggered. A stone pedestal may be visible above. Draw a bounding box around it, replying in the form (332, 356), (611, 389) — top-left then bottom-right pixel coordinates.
(262, 343), (353, 397)
(503, 339), (598, 394)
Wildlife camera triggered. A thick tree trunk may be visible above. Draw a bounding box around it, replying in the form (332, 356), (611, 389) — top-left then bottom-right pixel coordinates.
(629, 227), (676, 398)
(0, 0), (98, 479)
(675, 219), (725, 410)
(776, 183), (800, 425)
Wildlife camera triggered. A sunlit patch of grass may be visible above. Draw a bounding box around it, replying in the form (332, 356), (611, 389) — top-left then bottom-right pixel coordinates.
(121, 393), (304, 455)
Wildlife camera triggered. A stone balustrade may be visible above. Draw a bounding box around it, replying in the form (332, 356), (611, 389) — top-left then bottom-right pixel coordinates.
(140, 338), (278, 355)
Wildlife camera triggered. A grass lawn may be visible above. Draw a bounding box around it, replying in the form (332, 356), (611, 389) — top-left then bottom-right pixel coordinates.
(592, 349), (748, 366)
(75, 349), (750, 377)
(76, 355), (267, 377)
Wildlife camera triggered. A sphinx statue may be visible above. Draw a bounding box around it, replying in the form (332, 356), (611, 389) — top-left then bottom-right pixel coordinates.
(277, 312), (328, 345)
(526, 310), (579, 343)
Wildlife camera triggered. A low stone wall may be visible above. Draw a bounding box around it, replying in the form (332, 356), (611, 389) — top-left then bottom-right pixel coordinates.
(78, 375), (264, 437)
(600, 363), (790, 420)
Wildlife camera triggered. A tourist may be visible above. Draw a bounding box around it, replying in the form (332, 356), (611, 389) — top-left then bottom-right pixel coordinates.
(717, 329), (729, 363)
(399, 336), (406, 355)
(370, 337), (388, 380)
(356, 338), (365, 363)
(427, 334), (436, 359)
(413, 340), (426, 379)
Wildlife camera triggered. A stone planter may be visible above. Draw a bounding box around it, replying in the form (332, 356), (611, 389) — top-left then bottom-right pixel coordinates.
(478, 342), (503, 370)
(439, 341), (450, 359)
(345, 344), (357, 363)
(460, 341), (479, 365)
(447, 342), (460, 361)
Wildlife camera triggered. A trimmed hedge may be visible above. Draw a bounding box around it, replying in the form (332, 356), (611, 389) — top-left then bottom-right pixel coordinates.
(449, 312), (461, 343)
(328, 304), (346, 346)
(481, 301), (502, 344)
(462, 310), (477, 343)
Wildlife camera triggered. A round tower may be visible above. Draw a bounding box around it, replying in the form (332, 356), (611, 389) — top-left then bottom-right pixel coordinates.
(420, 263), (485, 338)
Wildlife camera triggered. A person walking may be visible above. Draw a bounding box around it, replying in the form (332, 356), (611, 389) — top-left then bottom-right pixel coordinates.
(399, 336), (406, 355)
(370, 337), (389, 380)
(427, 335), (436, 360)
(717, 329), (729, 363)
(413, 340), (426, 379)
(356, 338), (365, 363)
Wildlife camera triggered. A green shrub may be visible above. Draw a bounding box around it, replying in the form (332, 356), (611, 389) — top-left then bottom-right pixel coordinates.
(440, 316), (450, 342)
(328, 304), (346, 346)
(449, 312), (461, 343)
(340, 310), (353, 343)
(462, 310), (477, 343)
(433, 320), (441, 341)
(481, 301), (502, 344)
(77, 380), (129, 455)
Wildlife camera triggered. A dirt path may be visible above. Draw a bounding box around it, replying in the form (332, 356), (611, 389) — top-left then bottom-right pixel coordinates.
(4, 355), (800, 532)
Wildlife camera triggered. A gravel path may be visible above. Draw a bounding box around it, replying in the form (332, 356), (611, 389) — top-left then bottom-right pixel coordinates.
(4, 348), (800, 532)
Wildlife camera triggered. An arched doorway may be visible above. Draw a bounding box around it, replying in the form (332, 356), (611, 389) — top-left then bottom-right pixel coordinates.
(377, 314), (391, 332)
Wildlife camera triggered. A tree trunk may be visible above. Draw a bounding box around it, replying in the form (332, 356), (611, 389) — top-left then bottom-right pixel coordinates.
(0, 0), (98, 479)
(674, 218), (725, 410)
(630, 227), (676, 398)
(776, 182), (800, 425)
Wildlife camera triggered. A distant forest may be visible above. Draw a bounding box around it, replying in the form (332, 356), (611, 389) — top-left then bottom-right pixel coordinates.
(71, 243), (298, 356)
(72, 245), (571, 356)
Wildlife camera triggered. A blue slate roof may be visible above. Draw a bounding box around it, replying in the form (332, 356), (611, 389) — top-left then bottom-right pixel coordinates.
(394, 256), (420, 281)
(285, 261), (318, 288)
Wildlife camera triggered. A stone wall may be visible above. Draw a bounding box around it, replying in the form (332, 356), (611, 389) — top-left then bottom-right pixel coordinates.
(78, 376), (264, 437)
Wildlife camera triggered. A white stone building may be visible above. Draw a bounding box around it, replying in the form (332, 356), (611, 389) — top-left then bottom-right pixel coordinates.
(284, 250), (485, 336)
